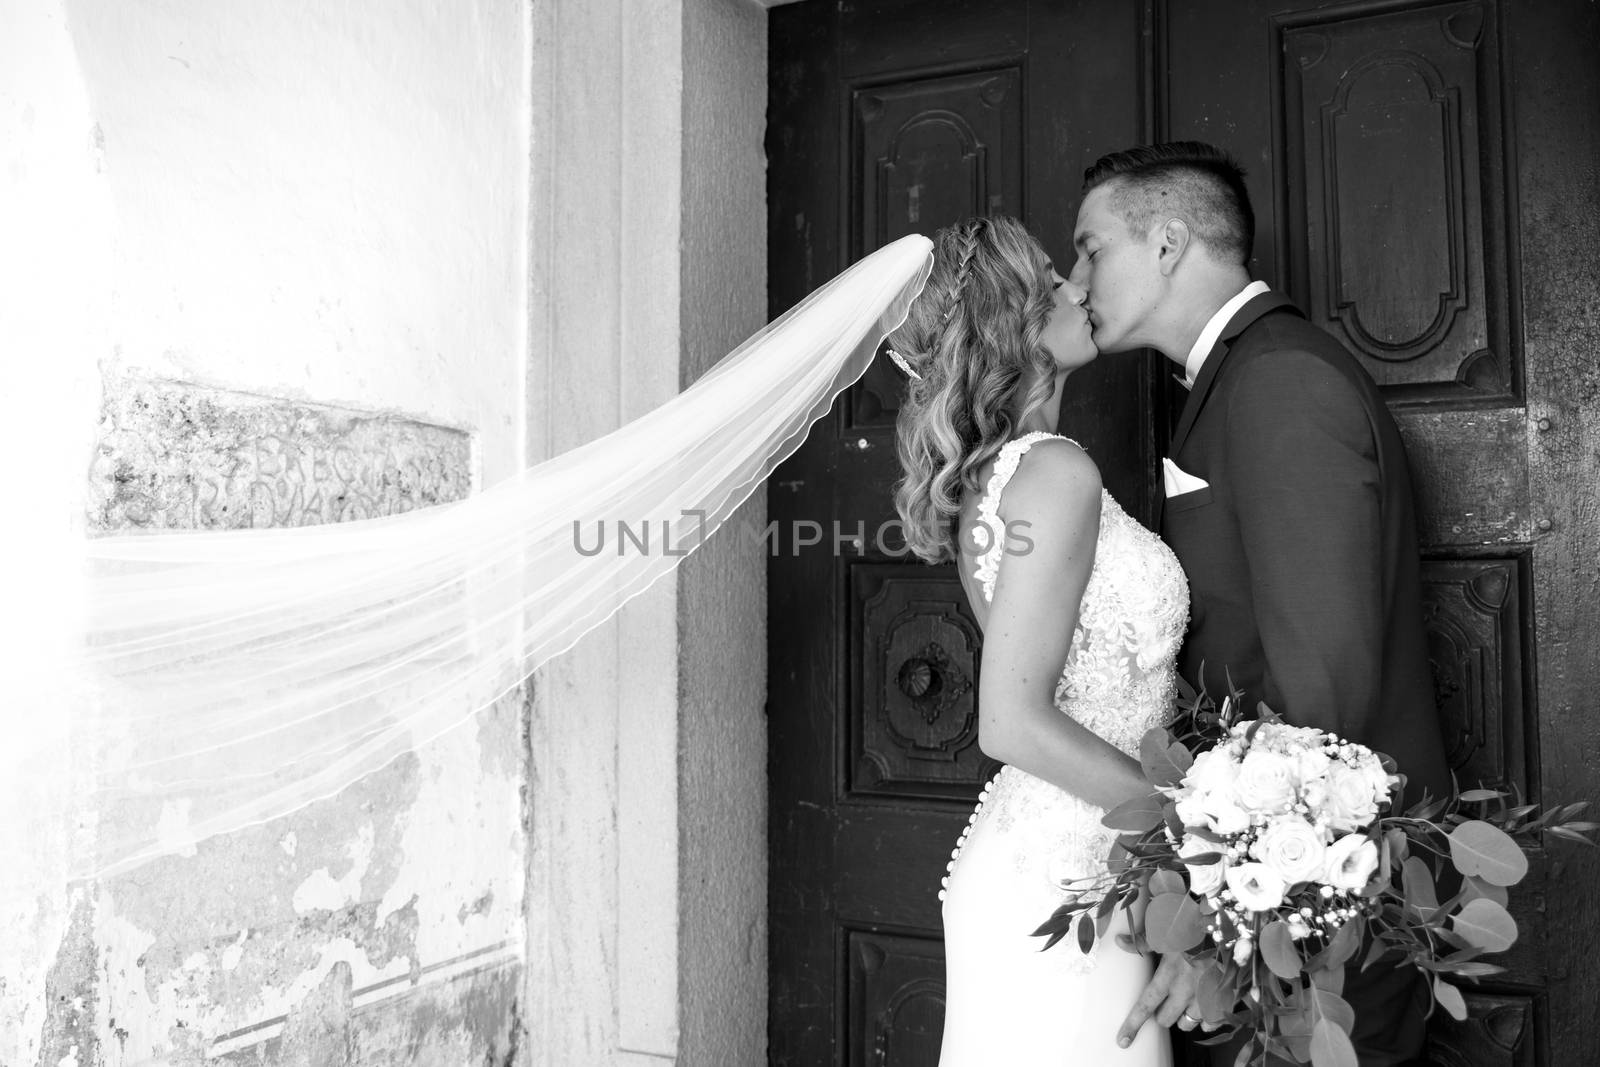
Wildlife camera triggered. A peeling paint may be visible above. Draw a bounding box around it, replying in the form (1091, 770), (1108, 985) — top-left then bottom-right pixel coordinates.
(39, 894), (97, 1067)
(277, 961), (356, 1065)
(12, 1), (531, 1063)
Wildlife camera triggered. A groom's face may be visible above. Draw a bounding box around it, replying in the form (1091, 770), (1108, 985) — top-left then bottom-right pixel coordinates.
(1068, 184), (1161, 354)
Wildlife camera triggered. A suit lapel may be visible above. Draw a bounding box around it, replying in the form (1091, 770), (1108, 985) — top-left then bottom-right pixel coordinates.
(1166, 291), (1301, 460)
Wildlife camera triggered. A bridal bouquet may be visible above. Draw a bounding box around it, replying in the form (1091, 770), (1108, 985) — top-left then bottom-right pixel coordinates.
(1033, 686), (1596, 1067)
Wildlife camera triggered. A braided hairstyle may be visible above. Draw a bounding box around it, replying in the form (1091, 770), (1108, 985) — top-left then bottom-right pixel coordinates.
(888, 216), (1059, 563)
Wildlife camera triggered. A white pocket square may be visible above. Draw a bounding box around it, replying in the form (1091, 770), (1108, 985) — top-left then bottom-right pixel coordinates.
(1162, 458), (1210, 498)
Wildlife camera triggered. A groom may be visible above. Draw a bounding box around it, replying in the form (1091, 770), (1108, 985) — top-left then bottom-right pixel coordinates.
(1067, 142), (1452, 1066)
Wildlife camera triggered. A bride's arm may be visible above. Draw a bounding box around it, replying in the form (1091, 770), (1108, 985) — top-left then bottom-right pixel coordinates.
(975, 440), (1149, 812)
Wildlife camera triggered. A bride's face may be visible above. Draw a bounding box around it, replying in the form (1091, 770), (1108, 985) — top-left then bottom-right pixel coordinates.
(1039, 268), (1097, 372)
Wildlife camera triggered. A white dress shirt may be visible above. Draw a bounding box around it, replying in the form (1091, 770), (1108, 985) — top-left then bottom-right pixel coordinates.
(1182, 280), (1271, 389)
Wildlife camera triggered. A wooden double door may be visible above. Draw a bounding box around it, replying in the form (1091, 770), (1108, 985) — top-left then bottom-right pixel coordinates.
(766, 1), (1600, 1064)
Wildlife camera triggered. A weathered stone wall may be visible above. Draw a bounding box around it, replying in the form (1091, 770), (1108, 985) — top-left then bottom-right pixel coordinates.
(75, 380), (522, 1066)
(5, 0), (531, 1063)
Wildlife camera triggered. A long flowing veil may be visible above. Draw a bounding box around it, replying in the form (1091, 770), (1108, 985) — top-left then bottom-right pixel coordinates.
(31, 235), (932, 880)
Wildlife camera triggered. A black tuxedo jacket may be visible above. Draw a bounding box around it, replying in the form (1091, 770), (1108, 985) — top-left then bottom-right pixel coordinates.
(1159, 291), (1451, 810)
(1161, 292), (1451, 1066)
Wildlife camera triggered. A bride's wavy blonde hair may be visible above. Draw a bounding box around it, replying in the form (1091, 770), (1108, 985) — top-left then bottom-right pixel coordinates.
(889, 216), (1059, 563)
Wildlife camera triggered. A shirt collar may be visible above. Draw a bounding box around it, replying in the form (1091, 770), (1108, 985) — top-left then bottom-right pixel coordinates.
(1182, 280), (1271, 389)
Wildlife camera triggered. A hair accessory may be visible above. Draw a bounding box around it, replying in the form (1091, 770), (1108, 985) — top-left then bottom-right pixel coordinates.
(886, 348), (922, 381)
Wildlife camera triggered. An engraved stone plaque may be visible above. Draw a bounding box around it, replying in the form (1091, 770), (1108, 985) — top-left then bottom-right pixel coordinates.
(89, 379), (472, 532)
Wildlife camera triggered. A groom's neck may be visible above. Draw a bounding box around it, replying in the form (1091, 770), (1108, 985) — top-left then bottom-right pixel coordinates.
(1150, 266), (1254, 368)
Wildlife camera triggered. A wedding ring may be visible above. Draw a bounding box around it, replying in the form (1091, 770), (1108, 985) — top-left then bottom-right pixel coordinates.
(1181, 1012), (1201, 1025)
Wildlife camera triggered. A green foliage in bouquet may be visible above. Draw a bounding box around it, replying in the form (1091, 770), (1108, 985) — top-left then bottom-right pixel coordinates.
(1033, 681), (1597, 1067)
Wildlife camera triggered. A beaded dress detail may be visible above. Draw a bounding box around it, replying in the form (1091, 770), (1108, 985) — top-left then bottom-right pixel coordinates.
(936, 432), (1186, 1067)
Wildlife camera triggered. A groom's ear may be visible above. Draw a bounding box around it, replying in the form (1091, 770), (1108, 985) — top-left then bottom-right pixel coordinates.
(1155, 218), (1191, 277)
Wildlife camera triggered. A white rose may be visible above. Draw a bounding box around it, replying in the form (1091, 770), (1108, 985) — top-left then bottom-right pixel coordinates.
(1232, 935), (1255, 966)
(1203, 795), (1251, 837)
(1352, 753), (1396, 807)
(1178, 748), (1251, 835)
(1179, 835), (1229, 897)
(1225, 862), (1288, 912)
(1233, 750), (1297, 816)
(1175, 795), (1208, 829)
(1183, 747), (1238, 798)
(1323, 763), (1381, 832)
(1295, 747), (1332, 790)
(1322, 833), (1380, 891)
(1251, 816), (1328, 886)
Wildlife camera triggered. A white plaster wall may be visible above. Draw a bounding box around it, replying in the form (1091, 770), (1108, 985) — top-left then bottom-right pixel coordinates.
(65, 0), (527, 486)
(0, 3), (113, 1062)
(3, 0), (532, 1062)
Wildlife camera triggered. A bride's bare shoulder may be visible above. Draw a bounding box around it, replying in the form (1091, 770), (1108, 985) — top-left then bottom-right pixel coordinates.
(1000, 437), (1102, 518)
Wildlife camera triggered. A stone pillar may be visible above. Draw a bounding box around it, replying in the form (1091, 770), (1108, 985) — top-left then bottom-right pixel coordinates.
(525, 0), (769, 1062)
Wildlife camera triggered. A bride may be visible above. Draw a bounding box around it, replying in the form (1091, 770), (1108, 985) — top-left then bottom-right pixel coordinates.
(885, 216), (1186, 1065)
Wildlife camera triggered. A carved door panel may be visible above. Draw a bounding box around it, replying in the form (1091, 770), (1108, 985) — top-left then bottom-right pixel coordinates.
(1161, 1), (1600, 1063)
(767, 1), (1153, 1063)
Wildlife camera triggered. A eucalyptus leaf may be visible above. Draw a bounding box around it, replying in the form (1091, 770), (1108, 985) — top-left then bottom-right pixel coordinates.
(1149, 868), (1185, 898)
(1451, 898), (1518, 953)
(1461, 875), (1509, 909)
(1309, 964), (1346, 997)
(1450, 820), (1529, 886)
(1307, 918), (1361, 973)
(1310, 1018), (1359, 1067)
(1261, 920), (1302, 980)
(1103, 793), (1167, 833)
(1309, 987), (1356, 1034)
(1140, 730), (1189, 788)
(1196, 963), (1235, 1023)
(1402, 856), (1440, 920)
(1433, 978), (1468, 1021)
(1144, 891), (1207, 954)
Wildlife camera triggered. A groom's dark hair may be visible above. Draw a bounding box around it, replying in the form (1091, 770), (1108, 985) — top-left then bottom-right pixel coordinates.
(1082, 142), (1254, 266)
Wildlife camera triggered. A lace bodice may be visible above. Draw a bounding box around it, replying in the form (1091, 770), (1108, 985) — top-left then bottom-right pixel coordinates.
(941, 432), (1190, 970)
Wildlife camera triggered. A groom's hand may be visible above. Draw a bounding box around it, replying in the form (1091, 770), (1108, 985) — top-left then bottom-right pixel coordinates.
(1117, 953), (1205, 1048)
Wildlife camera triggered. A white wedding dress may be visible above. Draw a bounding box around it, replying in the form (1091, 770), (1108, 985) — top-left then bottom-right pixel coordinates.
(938, 432), (1187, 1066)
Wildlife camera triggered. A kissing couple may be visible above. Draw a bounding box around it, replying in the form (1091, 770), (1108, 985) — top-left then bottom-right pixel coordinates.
(885, 141), (1451, 1066)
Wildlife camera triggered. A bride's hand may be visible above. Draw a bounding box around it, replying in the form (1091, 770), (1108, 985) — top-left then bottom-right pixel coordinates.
(1116, 952), (1208, 1048)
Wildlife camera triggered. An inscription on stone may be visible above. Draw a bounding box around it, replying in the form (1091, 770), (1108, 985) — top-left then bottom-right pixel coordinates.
(88, 379), (472, 531)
